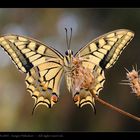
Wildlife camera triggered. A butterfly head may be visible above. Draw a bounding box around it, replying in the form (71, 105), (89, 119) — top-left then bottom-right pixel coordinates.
(64, 49), (74, 67)
(65, 49), (73, 56)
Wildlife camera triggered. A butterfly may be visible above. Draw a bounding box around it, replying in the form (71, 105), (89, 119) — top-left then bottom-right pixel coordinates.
(0, 29), (134, 114)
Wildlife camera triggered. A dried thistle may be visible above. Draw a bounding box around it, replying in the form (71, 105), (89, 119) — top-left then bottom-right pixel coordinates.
(71, 57), (95, 94)
(69, 57), (104, 113)
(121, 65), (140, 97)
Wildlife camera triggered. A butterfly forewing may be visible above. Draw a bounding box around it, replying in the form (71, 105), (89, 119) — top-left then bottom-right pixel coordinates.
(75, 29), (134, 69)
(0, 35), (63, 73)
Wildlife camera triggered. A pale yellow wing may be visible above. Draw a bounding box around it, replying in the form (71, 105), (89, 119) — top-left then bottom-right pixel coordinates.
(75, 29), (134, 69)
(73, 29), (134, 110)
(0, 35), (64, 111)
(25, 59), (64, 113)
(0, 34), (63, 73)
(72, 64), (105, 112)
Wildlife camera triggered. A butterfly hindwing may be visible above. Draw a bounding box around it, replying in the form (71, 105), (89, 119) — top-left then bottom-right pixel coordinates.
(25, 59), (64, 112)
(0, 35), (64, 110)
(72, 65), (105, 111)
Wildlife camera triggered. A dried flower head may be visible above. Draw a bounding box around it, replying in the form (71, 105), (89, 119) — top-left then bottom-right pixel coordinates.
(71, 57), (95, 94)
(121, 65), (140, 97)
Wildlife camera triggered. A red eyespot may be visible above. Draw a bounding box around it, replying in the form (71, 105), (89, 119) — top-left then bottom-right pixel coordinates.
(73, 94), (80, 102)
(51, 94), (58, 103)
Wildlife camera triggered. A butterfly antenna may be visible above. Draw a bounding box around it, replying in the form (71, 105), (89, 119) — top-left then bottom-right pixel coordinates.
(68, 27), (73, 50)
(65, 28), (69, 50)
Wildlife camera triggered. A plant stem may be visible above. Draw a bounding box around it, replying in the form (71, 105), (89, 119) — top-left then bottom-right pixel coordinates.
(89, 90), (140, 122)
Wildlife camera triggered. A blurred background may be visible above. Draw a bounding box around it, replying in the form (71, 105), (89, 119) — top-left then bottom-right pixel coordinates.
(0, 8), (139, 132)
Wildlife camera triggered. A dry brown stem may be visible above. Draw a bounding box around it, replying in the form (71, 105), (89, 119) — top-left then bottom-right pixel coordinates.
(89, 89), (140, 122)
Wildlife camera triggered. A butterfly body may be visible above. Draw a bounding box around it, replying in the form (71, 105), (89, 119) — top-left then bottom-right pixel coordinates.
(0, 29), (134, 113)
